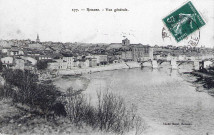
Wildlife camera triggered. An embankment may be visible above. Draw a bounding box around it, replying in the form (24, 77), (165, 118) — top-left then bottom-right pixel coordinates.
(58, 62), (140, 75)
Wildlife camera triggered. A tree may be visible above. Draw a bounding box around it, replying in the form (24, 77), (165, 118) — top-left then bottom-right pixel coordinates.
(0, 61), (3, 72)
(36, 60), (48, 70)
(2, 69), (62, 117)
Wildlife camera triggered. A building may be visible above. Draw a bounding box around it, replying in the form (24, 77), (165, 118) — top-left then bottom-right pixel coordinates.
(121, 39), (153, 62)
(122, 51), (133, 61)
(1, 48), (9, 54)
(203, 61), (213, 69)
(89, 58), (97, 67)
(58, 59), (67, 69)
(38, 55), (53, 60)
(121, 45), (153, 62)
(9, 46), (23, 56)
(79, 59), (90, 68)
(94, 55), (108, 65)
(1, 57), (14, 67)
(48, 57), (75, 70)
(122, 38), (130, 46)
(48, 61), (60, 70)
(132, 45), (153, 61)
(62, 57), (74, 69)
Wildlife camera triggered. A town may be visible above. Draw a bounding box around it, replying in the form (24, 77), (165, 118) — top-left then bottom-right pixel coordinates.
(0, 35), (214, 78)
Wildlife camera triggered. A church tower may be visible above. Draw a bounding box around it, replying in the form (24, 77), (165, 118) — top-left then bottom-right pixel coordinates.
(122, 38), (130, 46)
(36, 34), (40, 43)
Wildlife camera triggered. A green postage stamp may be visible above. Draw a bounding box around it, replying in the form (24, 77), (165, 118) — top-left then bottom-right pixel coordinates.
(163, 1), (205, 42)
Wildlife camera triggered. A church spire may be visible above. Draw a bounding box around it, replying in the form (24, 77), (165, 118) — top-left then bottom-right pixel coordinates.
(36, 34), (40, 43)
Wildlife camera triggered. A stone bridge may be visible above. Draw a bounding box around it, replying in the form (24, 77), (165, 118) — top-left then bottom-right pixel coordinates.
(140, 56), (214, 70)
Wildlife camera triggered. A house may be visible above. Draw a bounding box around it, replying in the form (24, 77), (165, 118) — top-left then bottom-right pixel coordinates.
(38, 55), (53, 60)
(1, 48), (9, 54)
(89, 58), (97, 67)
(48, 57), (75, 70)
(1, 57), (14, 67)
(48, 61), (60, 70)
(94, 55), (108, 65)
(122, 51), (133, 61)
(18, 50), (24, 55)
(154, 54), (161, 60)
(78, 59), (90, 68)
(62, 57), (74, 69)
(131, 45), (153, 61)
(9, 46), (20, 56)
(73, 60), (80, 67)
(203, 61), (213, 69)
(58, 59), (67, 70)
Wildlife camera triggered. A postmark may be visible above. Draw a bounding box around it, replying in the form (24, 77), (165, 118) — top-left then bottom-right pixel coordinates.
(162, 1), (205, 42)
(162, 25), (200, 46)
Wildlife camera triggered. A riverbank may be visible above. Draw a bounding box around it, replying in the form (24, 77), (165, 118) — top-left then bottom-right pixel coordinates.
(191, 71), (214, 78)
(58, 62), (140, 75)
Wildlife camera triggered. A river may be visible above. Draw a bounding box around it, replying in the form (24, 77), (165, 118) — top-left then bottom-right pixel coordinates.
(53, 65), (214, 135)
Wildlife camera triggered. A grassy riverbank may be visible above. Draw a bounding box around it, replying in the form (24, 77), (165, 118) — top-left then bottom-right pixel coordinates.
(190, 69), (214, 96)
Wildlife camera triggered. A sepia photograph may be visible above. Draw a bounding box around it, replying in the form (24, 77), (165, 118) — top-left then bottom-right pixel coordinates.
(0, 0), (214, 135)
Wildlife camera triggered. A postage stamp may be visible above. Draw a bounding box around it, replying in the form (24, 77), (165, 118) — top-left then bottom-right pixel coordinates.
(162, 1), (205, 42)
(162, 25), (200, 46)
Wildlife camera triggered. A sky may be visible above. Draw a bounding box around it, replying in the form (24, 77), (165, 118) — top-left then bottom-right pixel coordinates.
(0, 0), (213, 47)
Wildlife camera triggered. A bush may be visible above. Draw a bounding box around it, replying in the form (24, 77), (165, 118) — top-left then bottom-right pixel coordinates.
(64, 88), (144, 134)
(96, 91), (137, 133)
(1, 69), (63, 117)
(36, 60), (48, 70)
(64, 87), (90, 126)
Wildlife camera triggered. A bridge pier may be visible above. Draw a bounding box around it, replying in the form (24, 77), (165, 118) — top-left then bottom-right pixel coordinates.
(171, 59), (178, 69)
(193, 61), (200, 70)
(152, 60), (158, 68)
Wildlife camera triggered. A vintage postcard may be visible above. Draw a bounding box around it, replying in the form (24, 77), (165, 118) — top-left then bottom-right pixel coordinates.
(0, 0), (214, 135)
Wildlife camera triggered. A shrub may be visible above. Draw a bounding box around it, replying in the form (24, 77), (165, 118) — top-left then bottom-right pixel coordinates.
(96, 91), (137, 133)
(1, 69), (63, 117)
(64, 87), (90, 127)
(36, 60), (48, 70)
(64, 88), (144, 134)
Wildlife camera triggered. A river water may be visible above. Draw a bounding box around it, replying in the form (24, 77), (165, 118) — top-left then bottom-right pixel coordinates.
(54, 65), (214, 135)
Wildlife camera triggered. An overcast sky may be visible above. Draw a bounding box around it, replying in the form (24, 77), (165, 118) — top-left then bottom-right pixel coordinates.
(0, 0), (213, 47)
